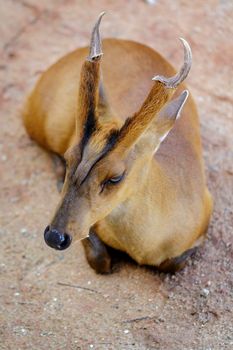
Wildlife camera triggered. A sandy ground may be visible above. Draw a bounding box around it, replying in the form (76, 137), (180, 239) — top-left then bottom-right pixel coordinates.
(0, 1), (233, 349)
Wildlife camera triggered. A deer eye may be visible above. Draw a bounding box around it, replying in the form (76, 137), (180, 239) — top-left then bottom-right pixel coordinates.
(101, 172), (125, 193)
(106, 173), (125, 185)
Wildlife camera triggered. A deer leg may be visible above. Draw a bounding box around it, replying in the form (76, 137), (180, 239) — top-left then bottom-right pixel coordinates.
(52, 154), (66, 192)
(82, 231), (112, 274)
(157, 233), (206, 274)
(157, 246), (198, 273)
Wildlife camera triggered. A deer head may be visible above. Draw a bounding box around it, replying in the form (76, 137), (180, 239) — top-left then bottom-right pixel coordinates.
(44, 13), (192, 250)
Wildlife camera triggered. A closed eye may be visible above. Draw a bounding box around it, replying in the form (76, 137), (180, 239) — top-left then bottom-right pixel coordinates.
(101, 172), (125, 193)
(107, 173), (125, 184)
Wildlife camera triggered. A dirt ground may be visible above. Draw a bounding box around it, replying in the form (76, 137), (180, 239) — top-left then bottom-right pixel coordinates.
(0, 1), (232, 349)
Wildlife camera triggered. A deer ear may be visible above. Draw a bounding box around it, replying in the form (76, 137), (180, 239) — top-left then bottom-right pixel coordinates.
(110, 39), (192, 156)
(154, 90), (189, 147)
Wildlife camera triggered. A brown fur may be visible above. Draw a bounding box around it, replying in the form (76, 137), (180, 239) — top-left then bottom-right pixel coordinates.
(116, 82), (174, 151)
(77, 60), (100, 150)
(23, 38), (213, 270)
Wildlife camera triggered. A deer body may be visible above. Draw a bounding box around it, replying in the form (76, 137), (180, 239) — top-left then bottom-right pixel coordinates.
(23, 15), (212, 272)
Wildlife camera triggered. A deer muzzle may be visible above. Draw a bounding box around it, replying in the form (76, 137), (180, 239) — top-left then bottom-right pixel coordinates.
(44, 225), (72, 250)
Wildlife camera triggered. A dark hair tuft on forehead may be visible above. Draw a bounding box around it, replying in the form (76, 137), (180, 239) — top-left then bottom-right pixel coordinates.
(80, 108), (97, 155)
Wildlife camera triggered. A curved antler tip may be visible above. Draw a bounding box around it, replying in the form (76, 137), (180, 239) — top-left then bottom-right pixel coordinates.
(179, 37), (185, 43)
(87, 12), (106, 61)
(179, 37), (187, 48)
(152, 38), (192, 88)
(179, 37), (188, 45)
(179, 37), (192, 58)
(95, 11), (106, 30)
(99, 11), (106, 18)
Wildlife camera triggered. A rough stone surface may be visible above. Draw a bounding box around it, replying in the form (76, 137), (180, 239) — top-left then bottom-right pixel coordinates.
(0, 1), (232, 349)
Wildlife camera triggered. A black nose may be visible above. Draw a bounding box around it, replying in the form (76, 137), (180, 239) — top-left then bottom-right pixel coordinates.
(44, 226), (72, 250)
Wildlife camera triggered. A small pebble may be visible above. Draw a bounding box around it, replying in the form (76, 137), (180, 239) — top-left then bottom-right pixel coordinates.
(124, 329), (129, 334)
(201, 288), (210, 297)
(20, 228), (27, 234)
(21, 328), (27, 335)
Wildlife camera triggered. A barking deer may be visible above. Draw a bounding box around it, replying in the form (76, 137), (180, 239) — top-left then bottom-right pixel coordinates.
(23, 13), (212, 273)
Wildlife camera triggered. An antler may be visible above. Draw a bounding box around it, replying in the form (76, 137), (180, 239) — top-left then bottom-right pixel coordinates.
(76, 12), (105, 149)
(112, 39), (192, 152)
(87, 11), (105, 61)
(152, 38), (192, 88)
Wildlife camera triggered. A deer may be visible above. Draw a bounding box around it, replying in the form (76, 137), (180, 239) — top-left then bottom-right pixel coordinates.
(23, 13), (213, 274)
